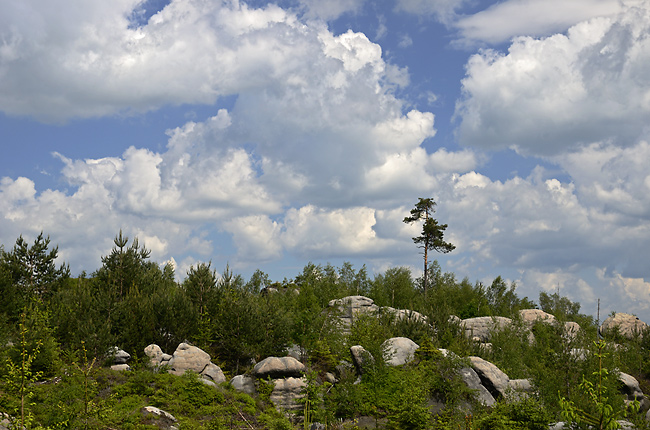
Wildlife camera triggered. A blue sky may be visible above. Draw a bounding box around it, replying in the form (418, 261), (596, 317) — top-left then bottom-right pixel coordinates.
(2, 0), (650, 321)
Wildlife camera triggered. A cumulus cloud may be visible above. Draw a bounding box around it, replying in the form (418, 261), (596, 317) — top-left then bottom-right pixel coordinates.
(454, 0), (621, 45)
(455, 2), (650, 156)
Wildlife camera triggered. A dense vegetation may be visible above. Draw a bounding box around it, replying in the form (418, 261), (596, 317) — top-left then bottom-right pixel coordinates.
(1, 232), (649, 429)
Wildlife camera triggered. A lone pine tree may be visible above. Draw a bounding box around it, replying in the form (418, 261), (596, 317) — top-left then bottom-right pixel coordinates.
(403, 198), (455, 297)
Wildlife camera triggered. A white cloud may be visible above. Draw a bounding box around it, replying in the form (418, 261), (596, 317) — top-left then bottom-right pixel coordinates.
(455, 2), (650, 156)
(454, 0), (621, 45)
(297, 0), (366, 21)
(394, 0), (472, 25)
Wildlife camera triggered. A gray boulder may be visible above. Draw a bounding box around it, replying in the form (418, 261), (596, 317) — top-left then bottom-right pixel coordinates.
(231, 375), (256, 395)
(270, 377), (307, 411)
(202, 362), (226, 384)
(457, 366), (495, 407)
(619, 371), (649, 413)
(144, 344), (164, 367)
(110, 364), (131, 372)
(168, 343), (212, 376)
(252, 356), (306, 379)
(350, 345), (374, 373)
(108, 347), (131, 364)
(382, 337), (419, 366)
(469, 356), (510, 399)
(141, 406), (178, 430)
(328, 296), (379, 334)
(461, 316), (512, 342)
(600, 313), (648, 339)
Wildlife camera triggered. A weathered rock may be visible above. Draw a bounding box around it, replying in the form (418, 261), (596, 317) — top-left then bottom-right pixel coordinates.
(286, 344), (304, 361)
(108, 347), (131, 364)
(270, 377), (306, 411)
(202, 362), (226, 384)
(382, 306), (429, 325)
(328, 296), (379, 334)
(144, 344), (164, 366)
(564, 321), (581, 339)
(350, 345), (374, 373)
(142, 406), (178, 430)
(461, 317), (512, 342)
(382, 337), (419, 366)
(230, 375), (256, 395)
(0, 412), (11, 430)
(519, 309), (556, 327)
(600, 313), (648, 339)
(110, 364), (131, 372)
(469, 356), (510, 399)
(168, 343), (211, 376)
(457, 366), (495, 407)
(619, 371), (649, 413)
(324, 372), (337, 384)
(252, 356), (306, 379)
(508, 378), (532, 392)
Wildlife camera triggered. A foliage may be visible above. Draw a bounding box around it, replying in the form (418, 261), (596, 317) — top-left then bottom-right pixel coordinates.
(560, 340), (639, 430)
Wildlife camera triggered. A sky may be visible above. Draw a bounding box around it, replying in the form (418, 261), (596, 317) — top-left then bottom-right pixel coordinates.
(1, 0), (650, 322)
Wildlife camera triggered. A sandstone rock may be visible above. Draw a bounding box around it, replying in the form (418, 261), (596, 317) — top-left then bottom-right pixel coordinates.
(110, 364), (131, 372)
(108, 347), (131, 364)
(144, 344), (164, 366)
(600, 313), (648, 339)
(381, 337), (419, 366)
(202, 362), (226, 384)
(519, 309), (556, 327)
(168, 343), (211, 376)
(508, 378), (532, 392)
(469, 356), (510, 399)
(231, 375), (256, 395)
(457, 366), (495, 407)
(328, 296), (379, 334)
(142, 406), (178, 430)
(270, 377), (306, 411)
(350, 345), (374, 373)
(382, 306), (428, 325)
(252, 356), (305, 379)
(461, 317), (512, 342)
(619, 371), (649, 413)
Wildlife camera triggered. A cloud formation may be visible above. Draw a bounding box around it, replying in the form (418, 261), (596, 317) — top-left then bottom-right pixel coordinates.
(455, 2), (650, 155)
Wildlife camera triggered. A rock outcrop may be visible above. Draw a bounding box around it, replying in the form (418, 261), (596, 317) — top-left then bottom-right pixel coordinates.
(600, 313), (648, 339)
(144, 343), (225, 385)
(461, 317), (512, 342)
(252, 356), (306, 379)
(141, 406), (178, 430)
(468, 356), (510, 399)
(381, 337), (419, 366)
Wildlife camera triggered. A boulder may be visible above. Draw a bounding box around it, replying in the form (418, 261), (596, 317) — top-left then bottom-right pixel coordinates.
(600, 313), (648, 339)
(168, 343), (211, 376)
(270, 377), (306, 411)
(231, 375), (256, 395)
(328, 296), (379, 334)
(350, 345), (374, 374)
(381, 337), (419, 366)
(144, 344), (165, 367)
(619, 371), (649, 413)
(457, 366), (495, 407)
(252, 356), (305, 379)
(110, 364), (131, 372)
(108, 347), (131, 364)
(382, 307), (429, 325)
(461, 317), (512, 342)
(518, 309), (556, 327)
(141, 406), (178, 430)
(202, 362), (226, 384)
(468, 356), (510, 399)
